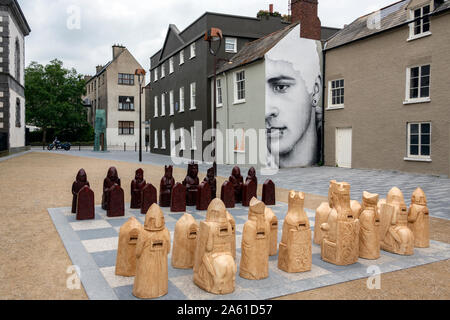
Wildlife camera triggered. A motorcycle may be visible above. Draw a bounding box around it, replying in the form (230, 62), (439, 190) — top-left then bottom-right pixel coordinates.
(47, 141), (71, 151)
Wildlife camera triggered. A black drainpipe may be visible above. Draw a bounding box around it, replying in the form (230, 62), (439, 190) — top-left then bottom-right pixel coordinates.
(321, 48), (326, 166)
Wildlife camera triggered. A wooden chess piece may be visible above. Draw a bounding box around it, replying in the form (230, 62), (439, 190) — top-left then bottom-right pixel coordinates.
(314, 180), (336, 245)
(171, 183), (186, 213)
(131, 168), (146, 209)
(278, 191), (312, 273)
(229, 166), (244, 203)
(227, 210), (237, 259)
(172, 213), (199, 269)
(102, 167), (121, 211)
(408, 188), (430, 248)
(242, 179), (257, 207)
(76, 185), (95, 221)
(183, 162), (199, 206)
(203, 167), (217, 200)
(265, 207), (278, 256)
(141, 183), (157, 215)
(239, 198), (270, 280)
(133, 204), (171, 299)
(320, 182), (360, 266)
(160, 166), (175, 207)
(107, 184), (125, 217)
(72, 169), (90, 213)
(359, 192), (381, 260)
(196, 181), (212, 211)
(246, 167), (258, 185)
(262, 180), (276, 206)
(115, 217), (144, 277)
(220, 180), (235, 209)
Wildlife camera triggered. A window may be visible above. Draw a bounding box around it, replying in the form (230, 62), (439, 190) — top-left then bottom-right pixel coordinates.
(216, 79), (223, 107)
(161, 93), (166, 116)
(406, 65), (430, 102)
(234, 128), (245, 153)
(161, 64), (166, 78)
(169, 57), (174, 74)
(190, 42), (196, 59)
(179, 50), (184, 65)
(15, 39), (20, 81)
(407, 122), (431, 159)
(191, 126), (197, 150)
(234, 71), (246, 103)
(119, 121), (135, 135)
(118, 73), (134, 85)
(329, 79), (345, 107)
(169, 90), (174, 115)
(180, 128), (185, 150)
(161, 130), (166, 149)
(154, 130), (158, 148)
(190, 83), (196, 110)
(15, 98), (21, 128)
(225, 37), (237, 53)
(154, 68), (158, 82)
(154, 96), (158, 118)
(180, 87), (185, 112)
(118, 96), (134, 111)
(410, 5), (431, 38)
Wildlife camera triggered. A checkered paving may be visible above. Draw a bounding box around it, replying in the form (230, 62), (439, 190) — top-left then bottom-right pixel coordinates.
(48, 202), (450, 300)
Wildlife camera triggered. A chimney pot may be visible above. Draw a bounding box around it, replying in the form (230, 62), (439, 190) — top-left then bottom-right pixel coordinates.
(269, 4), (273, 14)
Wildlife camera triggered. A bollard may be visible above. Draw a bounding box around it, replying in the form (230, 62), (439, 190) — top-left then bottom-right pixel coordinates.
(43, 143), (45, 150)
(79, 144), (81, 151)
(124, 142), (126, 152)
(135, 143), (137, 152)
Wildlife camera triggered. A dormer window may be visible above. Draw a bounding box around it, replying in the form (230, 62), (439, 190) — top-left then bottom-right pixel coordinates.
(408, 4), (431, 41)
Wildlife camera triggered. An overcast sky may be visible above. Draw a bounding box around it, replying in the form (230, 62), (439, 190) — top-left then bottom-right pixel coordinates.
(18, 0), (396, 78)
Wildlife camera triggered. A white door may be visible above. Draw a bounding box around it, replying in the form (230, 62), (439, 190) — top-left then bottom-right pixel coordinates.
(336, 127), (352, 168)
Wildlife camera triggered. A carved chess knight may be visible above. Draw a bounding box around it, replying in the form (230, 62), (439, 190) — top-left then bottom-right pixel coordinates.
(193, 199), (236, 295)
(320, 182), (360, 266)
(278, 191), (311, 273)
(359, 192), (381, 260)
(172, 213), (199, 269)
(408, 188), (430, 248)
(183, 162), (200, 206)
(378, 187), (414, 256)
(115, 217), (144, 277)
(239, 198), (271, 280)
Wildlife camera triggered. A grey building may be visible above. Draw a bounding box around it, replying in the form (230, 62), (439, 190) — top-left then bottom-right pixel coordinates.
(0, 0), (30, 156)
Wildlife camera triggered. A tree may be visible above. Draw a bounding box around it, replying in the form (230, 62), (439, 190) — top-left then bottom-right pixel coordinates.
(25, 59), (89, 143)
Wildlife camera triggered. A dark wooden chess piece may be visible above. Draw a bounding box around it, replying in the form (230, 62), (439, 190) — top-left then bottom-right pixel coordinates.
(131, 168), (146, 209)
(196, 181), (212, 211)
(262, 180), (276, 206)
(160, 166), (175, 207)
(221, 180), (235, 209)
(246, 167), (258, 185)
(242, 179), (257, 207)
(141, 183), (157, 214)
(171, 183), (186, 213)
(183, 162), (200, 206)
(107, 184), (125, 217)
(76, 185), (95, 220)
(72, 169), (90, 213)
(229, 166), (244, 204)
(203, 167), (217, 199)
(102, 167), (121, 211)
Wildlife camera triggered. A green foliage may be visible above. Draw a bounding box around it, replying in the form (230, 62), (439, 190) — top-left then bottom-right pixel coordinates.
(25, 59), (91, 142)
(257, 10), (282, 19)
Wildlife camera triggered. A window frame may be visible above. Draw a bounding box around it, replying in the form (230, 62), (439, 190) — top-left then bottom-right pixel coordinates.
(191, 126), (197, 150)
(118, 121), (135, 136)
(161, 64), (166, 78)
(179, 50), (185, 65)
(327, 79), (345, 109)
(404, 64), (431, 104)
(408, 4), (431, 41)
(190, 82), (196, 110)
(118, 96), (135, 111)
(154, 68), (158, 82)
(169, 57), (174, 74)
(190, 42), (196, 59)
(154, 95), (158, 118)
(154, 130), (158, 149)
(180, 87), (185, 112)
(161, 93), (166, 116)
(233, 70), (246, 104)
(169, 90), (174, 116)
(180, 128), (186, 150)
(216, 78), (223, 107)
(118, 73), (135, 86)
(406, 122), (431, 160)
(161, 129), (166, 149)
(225, 37), (237, 53)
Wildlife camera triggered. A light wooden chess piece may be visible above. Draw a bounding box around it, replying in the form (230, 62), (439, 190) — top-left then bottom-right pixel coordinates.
(320, 182), (360, 266)
(115, 217), (143, 277)
(193, 199), (236, 295)
(314, 180), (336, 245)
(239, 198), (271, 280)
(227, 211), (237, 259)
(265, 207), (278, 256)
(408, 188), (430, 248)
(278, 191), (312, 273)
(359, 192), (380, 260)
(172, 213), (199, 269)
(379, 187), (414, 256)
(133, 204), (171, 299)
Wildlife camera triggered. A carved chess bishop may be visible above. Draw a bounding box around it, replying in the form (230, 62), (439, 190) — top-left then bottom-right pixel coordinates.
(133, 204), (171, 299)
(278, 191), (312, 273)
(193, 199), (237, 295)
(229, 166), (244, 204)
(102, 167), (121, 211)
(115, 217), (144, 277)
(408, 188), (430, 248)
(183, 162), (200, 206)
(320, 182), (360, 266)
(172, 213), (199, 269)
(160, 166), (175, 207)
(72, 169), (90, 213)
(131, 169), (146, 209)
(359, 192), (381, 260)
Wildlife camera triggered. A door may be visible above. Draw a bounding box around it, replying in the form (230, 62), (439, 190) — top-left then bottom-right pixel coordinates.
(336, 127), (352, 168)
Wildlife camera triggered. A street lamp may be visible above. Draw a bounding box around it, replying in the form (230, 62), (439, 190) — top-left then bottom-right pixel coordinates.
(135, 68), (146, 162)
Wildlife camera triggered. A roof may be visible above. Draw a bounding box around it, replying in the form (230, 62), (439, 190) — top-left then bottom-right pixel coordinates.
(325, 0), (450, 50)
(0, 0), (31, 35)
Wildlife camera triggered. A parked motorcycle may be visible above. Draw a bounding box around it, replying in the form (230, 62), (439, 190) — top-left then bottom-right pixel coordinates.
(47, 141), (71, 151)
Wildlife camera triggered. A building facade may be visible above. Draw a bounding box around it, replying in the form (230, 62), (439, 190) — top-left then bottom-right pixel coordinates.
(0, 0), (30, 155)
(83, 45), (145, 150)
(324, 0), (450, 177)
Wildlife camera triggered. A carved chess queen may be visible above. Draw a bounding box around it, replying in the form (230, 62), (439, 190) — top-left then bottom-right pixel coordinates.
(408, 188), (429, 248)
(193, 199), (236, 295)
(320, 182), (360, 266)
(359, 192), (381, 260)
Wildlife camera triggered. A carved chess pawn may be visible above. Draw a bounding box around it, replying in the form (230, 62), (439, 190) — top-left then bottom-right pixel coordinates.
(160, 166), (175, 207)
(193, 199), (236, 295)
(133, 204), (171, 299)
(102, 167), (121, 211)
(359, 192), (381, 260)
(72, 169), (90, 213)
(246, 167), (258, 185)
(131, 168), (146, 209)
(320, 182), (360, 266)
(379, 187), (414, 256)
(314, 180), (336, 245)
(183, 162), (199, 206)
(278, 191), (312, 273)
(265, 207), (278, 256)
(220, 180), (235, 209)
(242, 179), (257, 207)
(229, 166), (244, 204)
(116, 217), (143, 277)
(196, 181), (212, 211)
(141, 183), (157, 215)
(107, 184), (125, 217)
(262, 180), (276, 206)
(408, 188), (430, 248)
(239, 198), (270, 280)
(171, 183), (186, 213)
(76, 185), (95, 221)
(203, 167), (217, 200)
(172, 213), (199, 269)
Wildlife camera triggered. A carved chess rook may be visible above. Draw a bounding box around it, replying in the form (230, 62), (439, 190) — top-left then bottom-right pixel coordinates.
(131, 169), (146, 209)
(220, 180), (235, 209)
(160, 166), (175, 207)
(359, 192), (381, 260)
(379, 187), (414, 256)
(76, 185), (95, 221)
(203, 167), (217, 200)
(239, 198), (270, 280)
(320, 182), (360, 266)
(102, 167), (121, 211)
(229, 166), (244, 204)
(171, 183), (186, 213)
(172, 213), (199, 269)
(196, 181), (212, 211)
(265, 207), (278, 256)
(278, 191), (312, 273)
(107, 184), (125, 217)
(314, 180), (336, 245)
(246, 167), (258, 185)
(183, 162), (199, 206)
(408, 188), (430, 248)
(262, 179), (276, 206)
(72, 169), (90, 213)
(193, 199), (237, 295)
(141, 183), (157, 215)
(242, 179), (257, 207)
(115, 217), (143, 277)
(133, 204), (171, 299)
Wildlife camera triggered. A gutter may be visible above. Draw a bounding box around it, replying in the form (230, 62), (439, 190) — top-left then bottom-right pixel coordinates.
(321, 50), (326, 166)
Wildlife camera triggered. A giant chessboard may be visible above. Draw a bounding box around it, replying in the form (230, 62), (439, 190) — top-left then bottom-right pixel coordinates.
(48, 202), (450, 300)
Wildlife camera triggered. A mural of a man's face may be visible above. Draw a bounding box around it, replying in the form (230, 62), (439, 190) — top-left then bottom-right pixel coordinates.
(265, 58), (312, 156)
